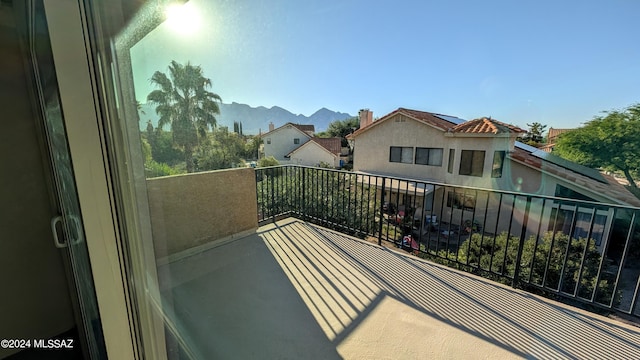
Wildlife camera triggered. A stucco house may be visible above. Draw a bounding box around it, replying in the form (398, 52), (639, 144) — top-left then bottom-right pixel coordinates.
(288, 137), (342, 168)
(261, 122), (342, 168)
(347, 107), (640, 248)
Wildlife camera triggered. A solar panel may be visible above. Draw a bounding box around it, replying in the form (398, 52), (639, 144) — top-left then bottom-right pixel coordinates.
(514, 142), (607, 183)
(514, 141), (539, 153)
(433, 114), (466, 125)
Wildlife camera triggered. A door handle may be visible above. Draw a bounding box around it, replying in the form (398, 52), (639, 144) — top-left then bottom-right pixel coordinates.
(51, 215), (66, 248)
(51, 215), (84, 248)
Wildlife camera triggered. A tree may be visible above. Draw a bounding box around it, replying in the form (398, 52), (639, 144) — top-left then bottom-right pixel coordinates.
(553, 104), (640, 188)
(147, 61), (222, 173)
(317, 117), (359, 147)
(519, 122), (547, 146)
(233, 121), (244, 136)
(244, 135), (262, 160)
(195, 126), (245, 171)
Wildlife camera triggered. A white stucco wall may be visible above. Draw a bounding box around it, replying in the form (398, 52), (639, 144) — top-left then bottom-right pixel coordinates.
(263, 125), (311, 162)
(289, 143), (340, 168)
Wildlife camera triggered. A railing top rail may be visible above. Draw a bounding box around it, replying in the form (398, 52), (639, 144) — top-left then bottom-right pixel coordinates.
(256, 165), (640, 212)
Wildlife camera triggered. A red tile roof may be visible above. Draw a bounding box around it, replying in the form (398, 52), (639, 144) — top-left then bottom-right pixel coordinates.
(311, 137), (342, 155)
(287, 137), (342, 157)
(452, 117), (525, 134)
(547, 128), (573, 143)
(292, 124), (315, 133)
(509, 147), (640, 207)
(396, 108), (459, 131)
(347, 108), (458, 139)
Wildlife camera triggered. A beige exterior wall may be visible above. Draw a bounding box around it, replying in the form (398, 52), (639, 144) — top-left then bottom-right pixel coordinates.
(147, 168), (258, 258)
(352, 114), (516, 189)
(353, 114), (451, 180)
(263, 125), (311, 163)
(290, 143), (340, 168)
(444, 136), (514, 189)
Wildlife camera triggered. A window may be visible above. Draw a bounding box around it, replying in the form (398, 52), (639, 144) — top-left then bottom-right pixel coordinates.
(294, 138), (300, 144)
(492, 151), (506, 178)
(550, 207), (608, 246)
(389, 146), (413, 163)
(415, 148), (443, 166)
(447, 149), (455, 173)
(447, 191), (476, 211)
(459, 150), (485, 177)
(555, 184), (595, 201)
(266, 138), (271, 144)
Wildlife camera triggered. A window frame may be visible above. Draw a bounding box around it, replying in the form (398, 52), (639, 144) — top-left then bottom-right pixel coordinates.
(459, 150), (485, 177)
(550, 205), (610, 247)
(389, 146), (414, 164)
(415, 147), (443, 166)
(492, 151), (506, 178)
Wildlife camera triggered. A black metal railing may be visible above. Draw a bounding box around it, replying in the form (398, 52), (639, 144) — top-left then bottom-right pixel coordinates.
(256, 165), (640, 317)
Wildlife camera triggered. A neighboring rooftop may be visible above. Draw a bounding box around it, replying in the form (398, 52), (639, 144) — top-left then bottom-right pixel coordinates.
(310, 137), (342, 155)
(348, 108), (463, 138)
(452, 117), (526, 135)
(395, 108), (463, 131)
(548, 127), (574, 143)
(292, 123), (315, 133)
(261, 122), (315, 137)
(511, 142), (640, 207)
(286, 137), (342, 157)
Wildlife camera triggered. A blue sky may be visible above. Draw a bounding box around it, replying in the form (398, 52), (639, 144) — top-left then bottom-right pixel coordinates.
(130, 0), (640, 130)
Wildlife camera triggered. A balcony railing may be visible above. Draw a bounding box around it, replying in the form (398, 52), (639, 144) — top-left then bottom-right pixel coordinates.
(255, 165), (640, 317)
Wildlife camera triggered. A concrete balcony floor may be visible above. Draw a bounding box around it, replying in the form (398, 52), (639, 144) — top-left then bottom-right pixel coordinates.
(160, 218), (640, 359)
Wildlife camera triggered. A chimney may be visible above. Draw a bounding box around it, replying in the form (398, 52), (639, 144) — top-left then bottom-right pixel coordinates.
(268, 122), (274, 132)
(358, 109), (373, 128)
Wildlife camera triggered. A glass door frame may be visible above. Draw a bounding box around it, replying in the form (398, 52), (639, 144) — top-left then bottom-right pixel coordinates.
(38, 0), (139, 358)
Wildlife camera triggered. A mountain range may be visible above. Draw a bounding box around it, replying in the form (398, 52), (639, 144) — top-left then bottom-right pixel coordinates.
(138, 102), (353, 134)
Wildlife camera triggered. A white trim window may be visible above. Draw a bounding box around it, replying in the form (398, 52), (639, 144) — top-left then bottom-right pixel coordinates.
(415, 147), (443, 166)
(390, 146), (413, 164)
(459, 150), (485, 177)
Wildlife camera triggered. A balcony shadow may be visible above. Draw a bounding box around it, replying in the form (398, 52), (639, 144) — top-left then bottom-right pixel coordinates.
(158, 218), (640, 359)
(158, 231), (343, 359)
(278, 219), (640, 359)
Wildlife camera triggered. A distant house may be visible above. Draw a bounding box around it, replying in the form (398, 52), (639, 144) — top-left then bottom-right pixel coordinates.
(349, 108), (526, 189)
(288, 137), (342, 168)
(543, 127), (574, 152)
(261, 122), (342, 168)
(548, 128), (573, 144)
(347, 107), (640, 249)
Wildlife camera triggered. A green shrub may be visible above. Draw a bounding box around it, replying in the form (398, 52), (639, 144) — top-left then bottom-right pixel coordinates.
(457, 231), (616, 304)
(145, 160), (183, 178)
(257, 156), (280, 167)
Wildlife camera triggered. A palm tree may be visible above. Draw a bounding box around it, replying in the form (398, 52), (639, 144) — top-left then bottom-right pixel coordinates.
(147, 60), (221, 172)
